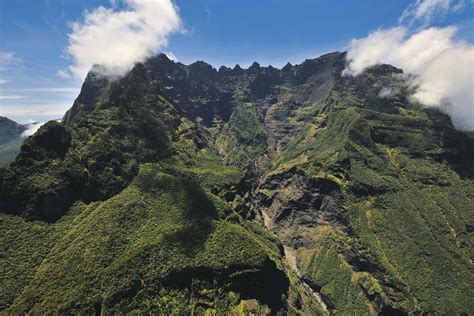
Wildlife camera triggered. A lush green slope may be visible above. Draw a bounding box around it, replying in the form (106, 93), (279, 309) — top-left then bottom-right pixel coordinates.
(0, 61), (289, 314)
(6, 166), (287, 314)
(1, 52), (473, 314)
(252, 68), (474, 314)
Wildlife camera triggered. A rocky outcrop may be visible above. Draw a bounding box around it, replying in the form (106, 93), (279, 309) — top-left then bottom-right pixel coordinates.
(255, 172), (344, 249)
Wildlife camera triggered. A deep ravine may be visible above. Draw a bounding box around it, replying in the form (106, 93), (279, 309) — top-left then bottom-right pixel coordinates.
(260, 208), (331, 314)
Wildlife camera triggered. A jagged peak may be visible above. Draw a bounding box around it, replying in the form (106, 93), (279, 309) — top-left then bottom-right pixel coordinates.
(365, 63), (403, 75)
(282, 62), (293, 71)
(218, 65), (230, 71)
(249, 61), (261, 69)
(150, 53), (172, 63)
(188, 60), (217, 72)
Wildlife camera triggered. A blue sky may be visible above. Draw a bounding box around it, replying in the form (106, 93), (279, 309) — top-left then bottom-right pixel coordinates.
(0, 0), (472, 123)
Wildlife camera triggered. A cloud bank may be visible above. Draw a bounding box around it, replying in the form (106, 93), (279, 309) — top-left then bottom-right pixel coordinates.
(62, 0), (182, 79)
(344, 0), (474, 131)
(21, 121), (44, 137)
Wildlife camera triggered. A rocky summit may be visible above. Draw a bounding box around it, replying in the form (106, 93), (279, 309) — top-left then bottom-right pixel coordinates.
(1, 52), (473, 314)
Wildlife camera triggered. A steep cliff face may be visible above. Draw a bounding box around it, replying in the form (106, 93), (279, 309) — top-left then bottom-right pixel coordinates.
(1, 52), (473, 314)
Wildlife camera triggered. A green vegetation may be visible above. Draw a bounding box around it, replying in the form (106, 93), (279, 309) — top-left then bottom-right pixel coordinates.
(1, 52), (473, 314)
(263, 81), (474, 313)
(216, 101), (268, 169)
(300, 239), (373, 314)
(6, 166), (287, 314)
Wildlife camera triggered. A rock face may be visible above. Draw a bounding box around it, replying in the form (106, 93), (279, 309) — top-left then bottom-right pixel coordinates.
(1, 52), (473, 314)
(256, 173), (344, 249)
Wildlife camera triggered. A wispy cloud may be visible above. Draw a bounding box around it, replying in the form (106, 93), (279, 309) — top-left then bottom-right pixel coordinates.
(164, 51), (178, 62)
(0, 52), (22, 71)
(344, 0), (474, 131)
(21, 121), (45, 137)
(0, 79), (9, 85)
(4, 87), (80, 93)
(61, 0), (182, 79)
(378, 86), (400, 98)
(400, 0), (449, 24)
(56, 69), (71, 79)
(0, 95), (23, 100)
(0, 102), (72, 116)
(399, 0), (468, 26)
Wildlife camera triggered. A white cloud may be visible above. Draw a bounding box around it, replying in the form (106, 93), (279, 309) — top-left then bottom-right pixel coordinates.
(0, 79), (9, 85)
(400, 0), (449, 24)
(451, 0), (469, 12)
(410, 42), (474, 130)
(57, 69), (71, 79)
(399, 0), (468, 25)
(61, 0), (182, 79)
(345, 26), (474, 130)
(343, 28), (406, 76)
(10, 88), (80, 93)
(344, 0), (474, 131)
(0, 103), (72, 117)
(0, 95), (23, 100)
(164, 51), (178, 62)
(0, 52), (22, 71)
(378, 87), (400, 98)
(344, 27), (459, 76)
(21, 121), (45, 137)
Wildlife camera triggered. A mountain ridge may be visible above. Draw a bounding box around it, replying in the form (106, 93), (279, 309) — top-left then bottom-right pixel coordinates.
(1, 51), (473, 314)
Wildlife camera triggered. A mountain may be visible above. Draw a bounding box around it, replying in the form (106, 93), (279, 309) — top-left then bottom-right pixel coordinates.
(0, 117), (27, 165)
(0, 116), (26, 144)
(0, 52), (473, 314)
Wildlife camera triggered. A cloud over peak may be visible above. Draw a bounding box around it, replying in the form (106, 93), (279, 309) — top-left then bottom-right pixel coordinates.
(344, 0), (474, 131)
(62, 0), (182, 80)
